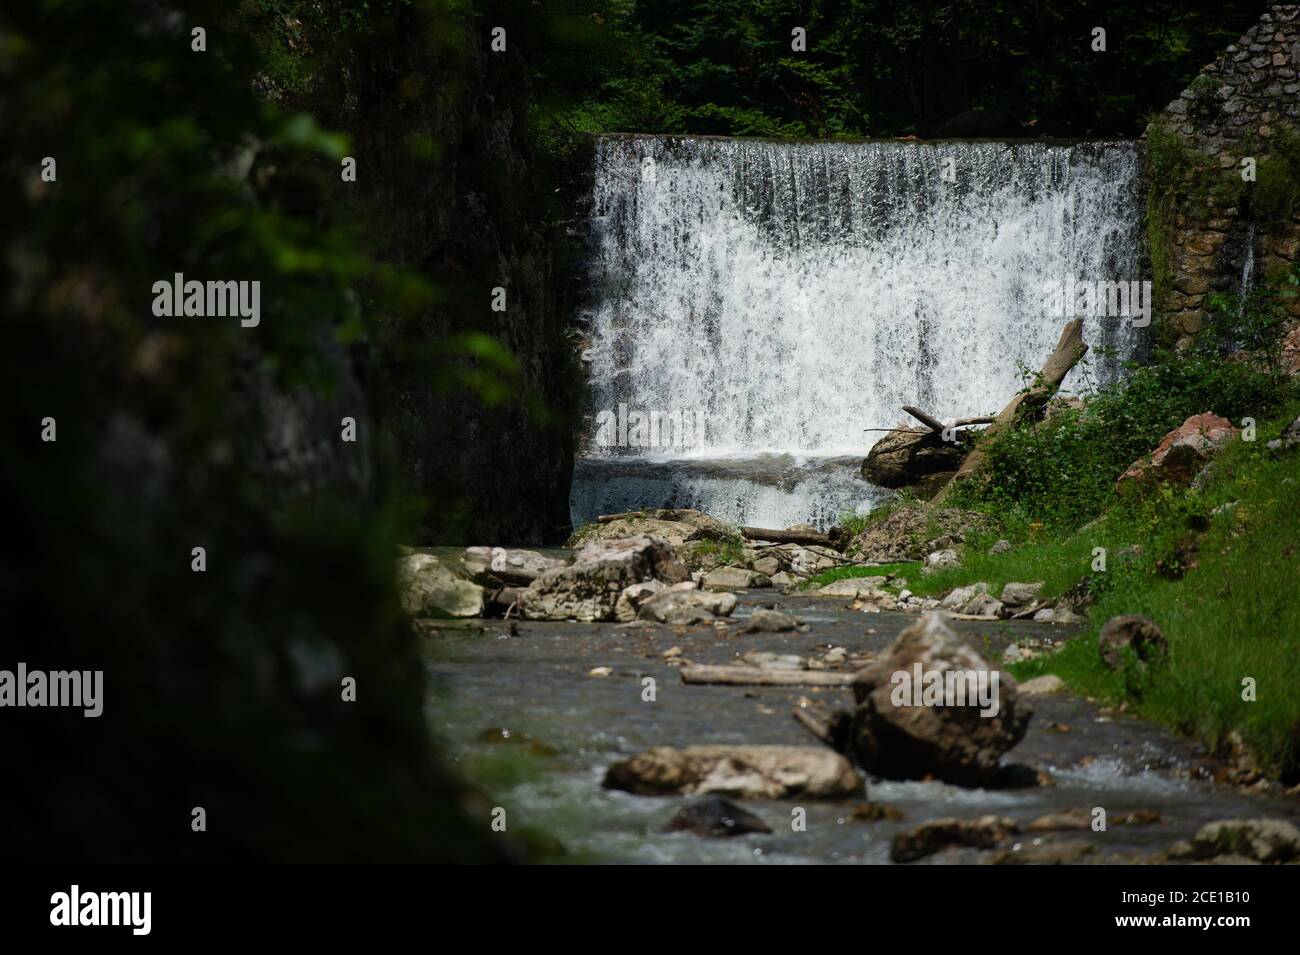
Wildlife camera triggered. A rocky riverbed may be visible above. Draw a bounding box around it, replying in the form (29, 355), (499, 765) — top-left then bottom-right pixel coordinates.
(424, 588), (1299, 864)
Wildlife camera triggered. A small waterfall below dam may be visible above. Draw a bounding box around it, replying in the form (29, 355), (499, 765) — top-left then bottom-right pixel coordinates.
(571, 135), (1143, 530)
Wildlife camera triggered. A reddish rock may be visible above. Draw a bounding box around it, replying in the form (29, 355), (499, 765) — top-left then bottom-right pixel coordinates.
(1282, 325), (1300, 376)
(1116, 413), (1239, 493)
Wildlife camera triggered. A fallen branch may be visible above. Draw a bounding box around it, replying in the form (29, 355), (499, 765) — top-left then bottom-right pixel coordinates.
(750, 543), (859, 567)
(902, 407), (997, 435)
(680, 665), (851, 686)
(932, 318), (1087, 502)
(903, 405), (948, 433)
(595, 511), (648, 524)
(740, 526), (832, 547)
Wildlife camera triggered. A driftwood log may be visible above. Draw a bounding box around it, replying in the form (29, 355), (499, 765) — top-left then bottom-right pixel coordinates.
(931, 318), (1087, 503)
(739, 526), (832, 547)
(679, 665), (851, 687)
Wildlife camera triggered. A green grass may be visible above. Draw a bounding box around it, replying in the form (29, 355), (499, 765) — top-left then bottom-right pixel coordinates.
(688, 537), (747, 567)
(988, 408), (1300, 781)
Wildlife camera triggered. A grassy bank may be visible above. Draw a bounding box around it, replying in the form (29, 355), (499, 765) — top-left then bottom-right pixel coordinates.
(819, 399), (1300, 781)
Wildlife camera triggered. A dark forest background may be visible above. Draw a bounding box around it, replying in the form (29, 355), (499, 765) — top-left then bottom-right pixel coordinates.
(514, 0), (1265, 139)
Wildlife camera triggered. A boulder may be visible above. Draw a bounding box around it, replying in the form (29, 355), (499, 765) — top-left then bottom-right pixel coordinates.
(991, 841), (1096, 865)
(751, 555), (783, 577)
(741, 650), (805, 669)
(1098, 614), (1168, 669)
(518, 535), (687, 622)
(663, 795), (772, 837)
(1000, 581), (1044, 607)
(962, 594), (1004, 618)
(988, 539), (1013, 555)
(398, 553), (486, 619)
(740, 608), (800, 633)
(614, 580), (665, 622)
(603, 745), (863, 800)
(1018, 674), (1066, 696)
(1168, 819), (1300, 864)
(702, 566), (771, 591)
(1116, 413), (1239, 493)
(1047, 605), (1086, 625)
(769, 570), (803, 590)
(922, 549), (960, 573)
(1266, 414), (1300, 454)
(460, 546), (493, 580)
(862, 427), (967, 489)
(818, 576), (889, 598)
(489, 547), (565, 582)
(638, 589), (736, 625)
(789, 546), (840, 575)
(891, 815), (1019, 863)
(1025, 808), (1091, 831)
(570, 509), (741, 548)
(940, 582), (989, 610)
(850, 506), (994, 563)
(1282, 325), (1300, 376)
(843, 613), (1033, 786)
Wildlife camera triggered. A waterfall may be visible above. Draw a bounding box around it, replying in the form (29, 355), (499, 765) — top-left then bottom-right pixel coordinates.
(572, 136), (1143, 529)
(1240, 222), (1257, 300)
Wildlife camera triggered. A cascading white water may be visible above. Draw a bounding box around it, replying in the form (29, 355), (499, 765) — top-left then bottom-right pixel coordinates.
(572, 135), (1143, 529)
(1240, 222), (1257, 300)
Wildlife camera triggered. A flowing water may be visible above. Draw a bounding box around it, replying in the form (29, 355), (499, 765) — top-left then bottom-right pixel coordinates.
(572, 135), (1143, 528)
(429, 593), (1287, 864)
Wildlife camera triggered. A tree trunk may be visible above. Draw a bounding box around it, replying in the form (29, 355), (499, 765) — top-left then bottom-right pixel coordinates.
(931, 318), (1087, 502)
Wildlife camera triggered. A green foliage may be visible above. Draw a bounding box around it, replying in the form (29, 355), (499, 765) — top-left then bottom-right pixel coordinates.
(951, 305), (1295, 529)
(1252, 125), (1300, 223)
(692, 536), (747, 567)
(524, 0), (1267, 142)
(1007, 412), (1300, 780)
(927, 405), (1300, 780)
(1, 0), (506, 862)
(1144, 119), (1248, 314)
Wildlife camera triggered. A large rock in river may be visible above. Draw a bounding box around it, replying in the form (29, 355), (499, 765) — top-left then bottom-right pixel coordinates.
(637, 589), (737, 624)
(398, 553), (486, 618)
(844, 612), (1032, 786)
(517, 535), (688, 622)
(603, 745), (862, 799)
(702, 566), (771, 591)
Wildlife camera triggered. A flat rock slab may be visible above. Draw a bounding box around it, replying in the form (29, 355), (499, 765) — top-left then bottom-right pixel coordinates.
(603, 744), (863, 800)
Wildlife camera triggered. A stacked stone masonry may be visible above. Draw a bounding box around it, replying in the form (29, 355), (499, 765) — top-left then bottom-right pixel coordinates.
(1147, 5), (1300, 345)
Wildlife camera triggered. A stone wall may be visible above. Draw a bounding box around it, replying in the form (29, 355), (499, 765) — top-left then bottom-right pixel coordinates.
(1146, 4), (1300, 347)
